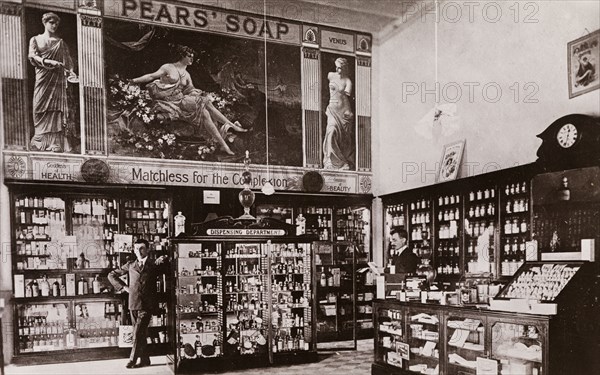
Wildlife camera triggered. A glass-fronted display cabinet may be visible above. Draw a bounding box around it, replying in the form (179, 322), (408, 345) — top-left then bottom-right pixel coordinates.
(489, 319), (544, 375)
(499, 180), (530, 277)
(406, 308), (441, 374)
(372, 301), (551, 375)
(314, 241), (374, 348)
(10, 189), (172, 364)
(464, 186), (497, 277)
(434, 193), (462, 278)
(374, 306), (406, 370)
(445, 312), (485, 374)
(171, 227), (317, 373)
(176, 242), (223, 360)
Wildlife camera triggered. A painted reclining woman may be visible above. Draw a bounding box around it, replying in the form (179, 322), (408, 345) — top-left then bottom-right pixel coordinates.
(131, 45), (246, 155)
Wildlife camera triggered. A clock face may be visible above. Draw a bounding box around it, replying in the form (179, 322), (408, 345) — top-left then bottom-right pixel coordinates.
(556, 123), (578, 148)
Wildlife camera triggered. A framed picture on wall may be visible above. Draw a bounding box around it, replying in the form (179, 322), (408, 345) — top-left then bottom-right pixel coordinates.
(437, 139), (465, 183)
(568, 29), (599, 98)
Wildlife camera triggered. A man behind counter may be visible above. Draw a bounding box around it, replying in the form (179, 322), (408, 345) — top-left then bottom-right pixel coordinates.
(387, 227), (420, 275)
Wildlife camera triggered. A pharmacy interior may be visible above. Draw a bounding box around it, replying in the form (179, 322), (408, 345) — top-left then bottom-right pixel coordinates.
(1, 1), (600, 375)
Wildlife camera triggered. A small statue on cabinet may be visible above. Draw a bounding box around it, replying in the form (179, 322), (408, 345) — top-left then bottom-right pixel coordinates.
(76, 252), (90, 269)
(296, 214), (306, 236)
(175, 211), (186, 236)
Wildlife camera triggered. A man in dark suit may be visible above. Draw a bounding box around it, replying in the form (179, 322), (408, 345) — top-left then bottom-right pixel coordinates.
(388, 227), (419, 274)
(108, 239), (168, 369)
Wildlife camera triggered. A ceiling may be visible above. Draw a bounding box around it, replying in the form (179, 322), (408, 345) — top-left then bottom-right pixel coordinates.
(198, 0), (426, 36)
(293, 0), (423, 33)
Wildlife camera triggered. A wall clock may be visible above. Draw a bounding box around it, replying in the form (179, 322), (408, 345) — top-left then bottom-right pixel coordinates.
(536, 114), (600, 170)
(556, 123), (579, 148)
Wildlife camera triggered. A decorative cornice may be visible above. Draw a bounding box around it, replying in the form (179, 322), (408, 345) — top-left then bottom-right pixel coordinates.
(0, 2), (22, 17)
(357, 58), (371, 68)
(302, 47), (319, 60)
(80, 14), (102, 28)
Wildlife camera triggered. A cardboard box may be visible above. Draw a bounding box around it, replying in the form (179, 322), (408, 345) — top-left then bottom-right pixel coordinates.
(66, 273), (76, 296)
(14, 274), (25, 298)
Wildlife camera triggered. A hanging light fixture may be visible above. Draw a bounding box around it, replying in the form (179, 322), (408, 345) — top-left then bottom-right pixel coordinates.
(238, 150), (256, 219)
(260, 0), (275, 196)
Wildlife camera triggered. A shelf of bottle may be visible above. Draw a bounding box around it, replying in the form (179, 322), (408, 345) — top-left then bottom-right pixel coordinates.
(273, 289), (306, 293)
(15, 237), (52, 242)
(436, 237), (460, 241)
(178, 311), (219, 319)
(436, 218), (462, 224)
(225, 291), (262, 295)
(125, 232), (169, 236)
(435, 274), (462, 281)
(17, 343), (120, 355)
(317, 285), (341, 290)
(179, 274), (219, 279)
(14, 268), (117, 275)
(503, 190), (529, 198)
(501, 210), (529, 216)
(272, 255), (306, 259)
(124, 217), (168, 221)
(272, 272), (305, 276)
(15, 222), (50, 227)
(178, 292), (219, 297)
(224, 274), (263, 277)
(225, 308), (263, 314)
(13, 294), (122, 303)
(224, 255), (265, 259)
(274, 303), (309, 309)
(466, 195), (497, 204)
(409, 207), (432, 214)
(180, 256), (220, 260)
(15, 205), (64, 210)
(465, 213), (496, 220)
(502, 231), (529, 236)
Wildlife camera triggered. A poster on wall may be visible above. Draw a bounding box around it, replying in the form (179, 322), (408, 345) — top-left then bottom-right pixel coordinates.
(568, 29), (599, 99)
(320, 52), (356, 171)
(104, 19), (303, 166)
(25, 8), (80, 154)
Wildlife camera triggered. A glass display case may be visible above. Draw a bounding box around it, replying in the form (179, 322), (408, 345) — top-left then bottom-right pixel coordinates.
(298, 206), (333, 241)
(225, 242), (267, 357)
(489, 320), (544, 375)
(175, 242), (223, 361)
(374, 306), (406, 370)
(172, 232), (317, 373)
(406, 308), (441, 374)
(314, 241), (374, 347)
(372, 301), (552, 375)
(445, 312), (485, 374)
(270, 242), (313, 357)
(10, 190), (173, 364)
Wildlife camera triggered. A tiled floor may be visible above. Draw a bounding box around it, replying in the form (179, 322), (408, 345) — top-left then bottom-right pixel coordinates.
(4, 339), (373, 375)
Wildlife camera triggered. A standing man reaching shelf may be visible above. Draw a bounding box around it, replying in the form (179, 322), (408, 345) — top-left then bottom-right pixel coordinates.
(108, 239), (168, 369)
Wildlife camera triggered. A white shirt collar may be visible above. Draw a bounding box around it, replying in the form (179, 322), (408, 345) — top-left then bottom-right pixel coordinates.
(394, 245), (408, 256)
(138, 256), (148, 267)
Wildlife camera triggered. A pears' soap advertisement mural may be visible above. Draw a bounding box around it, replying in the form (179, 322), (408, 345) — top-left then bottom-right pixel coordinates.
(104, 18), (302, 166)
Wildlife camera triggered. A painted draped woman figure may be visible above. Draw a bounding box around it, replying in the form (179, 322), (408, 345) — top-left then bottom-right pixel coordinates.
(28, 12), (76, 152)
(323, 57), (355, 170)
(131, 45), (247, 155)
